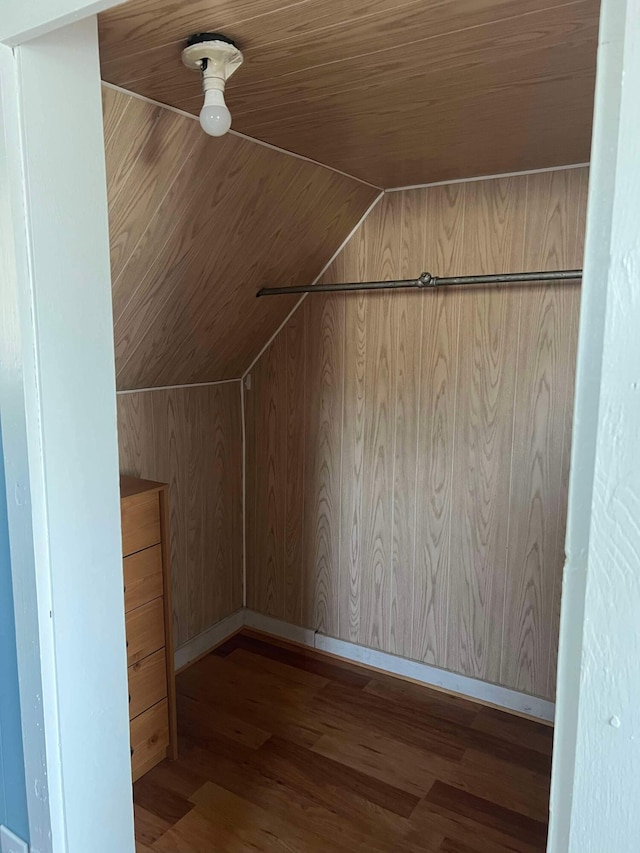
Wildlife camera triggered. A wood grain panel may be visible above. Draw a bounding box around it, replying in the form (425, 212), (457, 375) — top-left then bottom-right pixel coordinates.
(245, 168), (587, 699)
(389, 191), (424, 658)
(117, 383), (243, 648)
(411, 185), (462, 667)
(253, 332), (286, 617)
(102, 86), (377, 390)
(284, 313), (306, 624)
(98, 0), (599, 187)
(359, 197), (399, 651)
(303, 292), (345, 635)
(446, 178), (525, 683)
(327, 227), (364, 643)
(502, 168), (588, 698)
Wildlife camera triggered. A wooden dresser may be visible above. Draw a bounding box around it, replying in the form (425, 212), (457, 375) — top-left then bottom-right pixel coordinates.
(120, 476), (177, 781)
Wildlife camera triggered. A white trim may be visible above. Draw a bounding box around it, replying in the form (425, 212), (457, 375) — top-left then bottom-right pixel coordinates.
(174, 609), (245, 671)
(0, 825), (28, 853)
(242, 190), (384, 378)
(100, 82), (381, 191)
(1, 18), (135, 851)
(385, 162), (590, 193)
(243, 611), (555, 722)
(244, 611), (316, 647)
(240, 380), (247, 608)
(116, 377), (240, 395)
(0, 0), (121, 46)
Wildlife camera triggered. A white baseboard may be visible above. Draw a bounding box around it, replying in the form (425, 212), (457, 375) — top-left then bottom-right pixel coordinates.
(243, 610), (555, 723)
(243, 610), (316, 646)
(174, 608), (554, 722)
(174, 609), (245, 671)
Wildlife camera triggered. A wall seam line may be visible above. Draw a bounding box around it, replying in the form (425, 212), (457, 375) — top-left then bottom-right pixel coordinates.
(242, 190), (385, 379)
(100, 82), (381, 191)
(385, 163), (590, 194)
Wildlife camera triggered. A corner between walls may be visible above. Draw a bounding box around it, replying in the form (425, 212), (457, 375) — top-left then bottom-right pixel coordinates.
(174, 608), (555, 723)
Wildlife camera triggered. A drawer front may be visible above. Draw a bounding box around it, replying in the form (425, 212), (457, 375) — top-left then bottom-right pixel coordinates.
(128, 648), (167, 720)
(126, 597), (165, 666)
(130, 699), (169, 782)
(121, 491), (161, 557)
(124, 545), (163, 613)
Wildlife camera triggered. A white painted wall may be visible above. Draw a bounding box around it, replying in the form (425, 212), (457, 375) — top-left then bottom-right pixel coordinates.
(0, 0), (118, 46)
(0, 15), (134, 853)
(549, 0), (640, 849)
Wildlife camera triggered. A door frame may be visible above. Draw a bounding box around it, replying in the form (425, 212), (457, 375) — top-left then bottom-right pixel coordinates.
(0, 6), (134, 852)
(2, 0), (640, 850)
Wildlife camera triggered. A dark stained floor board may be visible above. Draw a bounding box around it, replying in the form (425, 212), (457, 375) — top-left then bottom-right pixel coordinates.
(135, 632), (550, 852)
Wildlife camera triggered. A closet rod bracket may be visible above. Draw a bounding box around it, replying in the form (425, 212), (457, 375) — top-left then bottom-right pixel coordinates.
(418, 272), (436, 288)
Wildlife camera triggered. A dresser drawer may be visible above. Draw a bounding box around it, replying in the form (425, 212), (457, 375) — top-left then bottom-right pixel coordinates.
(124, 544), (163, 613)
(126, 597), (164, 666)
(121, 491), (160, 557)
(128, 648), (167, 720)
(130, 699), (169, 782)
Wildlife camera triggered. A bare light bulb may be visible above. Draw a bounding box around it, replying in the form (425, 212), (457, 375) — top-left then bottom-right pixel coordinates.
(199, 88), (231, 137)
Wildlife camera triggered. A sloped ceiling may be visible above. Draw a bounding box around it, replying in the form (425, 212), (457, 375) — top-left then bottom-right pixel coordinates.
(103, 86), (378, 390)
(98, 0), (599, 188)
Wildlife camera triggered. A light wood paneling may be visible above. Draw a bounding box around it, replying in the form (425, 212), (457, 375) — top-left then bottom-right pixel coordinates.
(102, 86), (378, 390)
(245, 167), (588, 699)
(98, 0), (599, 187)
(117, 383), (243, 648)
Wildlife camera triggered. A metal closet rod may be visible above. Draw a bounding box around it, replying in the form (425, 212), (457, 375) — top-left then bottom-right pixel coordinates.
(256, 268), (583, 297)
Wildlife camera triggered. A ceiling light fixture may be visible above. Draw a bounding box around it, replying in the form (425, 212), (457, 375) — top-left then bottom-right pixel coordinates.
(182, 33), (243, 137)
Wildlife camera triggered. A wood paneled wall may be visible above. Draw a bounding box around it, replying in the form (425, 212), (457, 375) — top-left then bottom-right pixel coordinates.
(117, 383), (243, 648)
(245, 167), (588, 700)
(102, 85), (378, 390)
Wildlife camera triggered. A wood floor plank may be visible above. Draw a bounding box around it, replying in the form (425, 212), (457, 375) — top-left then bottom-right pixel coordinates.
(152, 806), (269, 853)
(178, 744), (396, 852)
(313, 680), (467, 760)
(139, 758), (205, 801)
(135, 631), (552, 852)
(256, 735), (420, 821)
(471, 707), (553, 756)
(133, 804), (172, 847)
(311, 726), (453, 798)
(362, 677), (478, 728)
(191, 781), (361, 852)
(412, 800), (544, 853)
(177, 693), (272, 750)
(425, 781), (548, 849)
(134, 775), (193, 827)
(453, 750), (550, 822)
(225, 647), (330, 690)
(230, 632), (373, 687)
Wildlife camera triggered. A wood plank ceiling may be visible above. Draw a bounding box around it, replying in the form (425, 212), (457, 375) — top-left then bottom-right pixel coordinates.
(103, 86), (377, 389)
(98, 0), (599, 188)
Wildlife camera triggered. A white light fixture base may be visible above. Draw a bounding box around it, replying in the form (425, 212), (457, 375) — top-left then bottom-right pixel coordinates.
(182, 34), (243, 136)
(182, 38), (243, 85)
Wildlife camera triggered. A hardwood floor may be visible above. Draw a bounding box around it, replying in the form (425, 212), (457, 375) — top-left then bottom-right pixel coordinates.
(134, 631), (553, 852)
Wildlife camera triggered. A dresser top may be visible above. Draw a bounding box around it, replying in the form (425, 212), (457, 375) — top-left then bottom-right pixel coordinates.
(120, 474), (167, 500)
